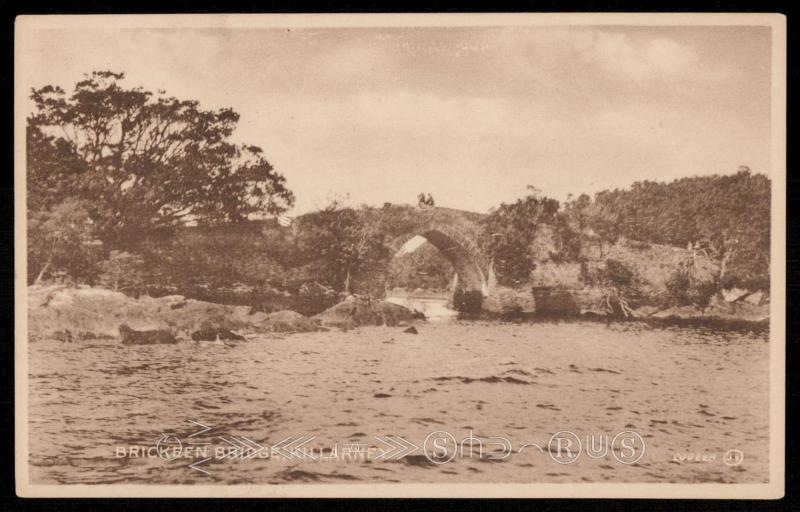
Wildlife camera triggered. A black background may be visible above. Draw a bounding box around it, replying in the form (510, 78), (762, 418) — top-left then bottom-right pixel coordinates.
(0, 1), (796, 510)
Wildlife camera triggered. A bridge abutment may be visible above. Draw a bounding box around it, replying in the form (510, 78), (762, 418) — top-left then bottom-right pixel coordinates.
(452, 288), (483, 313)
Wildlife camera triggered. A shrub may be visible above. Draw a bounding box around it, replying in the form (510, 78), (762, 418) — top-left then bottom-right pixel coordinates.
(666, 264), (718, 308)
(605, 259), (634, 287)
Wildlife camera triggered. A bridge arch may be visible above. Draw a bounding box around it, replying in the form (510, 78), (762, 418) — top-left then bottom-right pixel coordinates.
(394, 229), (486, 313)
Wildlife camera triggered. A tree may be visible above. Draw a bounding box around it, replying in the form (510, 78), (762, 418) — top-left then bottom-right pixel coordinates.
(480, 193), (561, 285)
(387, 241), (453, 291)
(96, 250), (146, 292)
(576, 168), (770, 289)
(28, 71), (294, 244)
(28, 198), (101, 283)
(296, 203), (390, 293)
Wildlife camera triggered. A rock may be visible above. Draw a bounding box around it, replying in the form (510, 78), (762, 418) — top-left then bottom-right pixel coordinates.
(190, 328), (246, 341)
(530, 261), (582, 289)
(296, 281), (339, 315)
(531, 287), (580, 316)
(28, 284), (248, 339)
(632, 305), (660, 318)
(316, 296), (420, 328)
(722, 287), (749, 303)
(572, 287), (608, 316)
(119, 324), (177, 345)
(52, 329), (112, 342)
(28, 284), (279, 340)
(743, 291), (765, 305)
(483, 286), (536, 315)
(403, 326), (418, 334)
(707, 293), (736, 315)
(53, 330), (75, 343)
(262, 310), (321, 333)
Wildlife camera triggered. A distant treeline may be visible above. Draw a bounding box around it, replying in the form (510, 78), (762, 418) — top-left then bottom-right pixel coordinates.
(480, 168), (769, 290)
(568, 168), (770, 289)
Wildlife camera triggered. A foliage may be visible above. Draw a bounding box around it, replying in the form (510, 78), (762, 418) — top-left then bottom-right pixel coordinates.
(28, 198), (102, 283)
(665, 262), (719, 308)
(28, 71), (294, 244)
(295, 202), (390, 292)
(387, 241), (453, 291)
(566, 168), (770, 289)
(480, 193), (564, 286)
(604, 258), (635, 288)
(96, 250), (145, 292)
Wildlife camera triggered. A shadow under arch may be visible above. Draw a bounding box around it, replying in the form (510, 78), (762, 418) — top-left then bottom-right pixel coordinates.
(401, 229), (486, 313)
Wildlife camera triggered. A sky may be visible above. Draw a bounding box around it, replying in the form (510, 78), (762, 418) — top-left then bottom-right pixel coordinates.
(20, 23), (773, 214)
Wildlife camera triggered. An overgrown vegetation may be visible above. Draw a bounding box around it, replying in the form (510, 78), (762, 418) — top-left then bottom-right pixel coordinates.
(27, 71), (293, 282)
(566, 167), (770, 290)
(27, 71), (771, 316)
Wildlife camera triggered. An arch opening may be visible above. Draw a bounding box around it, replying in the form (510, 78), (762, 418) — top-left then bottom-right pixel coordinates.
(393, 230), (485, 313)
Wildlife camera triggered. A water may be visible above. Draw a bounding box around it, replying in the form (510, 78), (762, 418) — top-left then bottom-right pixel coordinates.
(385, 295), (458, 321)
(28, 319), (769, 485)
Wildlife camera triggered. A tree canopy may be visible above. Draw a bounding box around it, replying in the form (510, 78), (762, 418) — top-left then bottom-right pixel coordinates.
(480, 194), (563, 285)
(295, 202), (390, 293)
(28, 71), (294, 244)
(566, 168), (770, 288)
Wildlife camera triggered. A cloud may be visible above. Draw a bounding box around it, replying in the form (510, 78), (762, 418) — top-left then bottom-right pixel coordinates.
(19, 25), (771, 214)
(583, 32), (697, 82)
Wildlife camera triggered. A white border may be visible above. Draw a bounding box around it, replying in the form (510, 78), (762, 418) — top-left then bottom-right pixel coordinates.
(14, 12), (787, 499)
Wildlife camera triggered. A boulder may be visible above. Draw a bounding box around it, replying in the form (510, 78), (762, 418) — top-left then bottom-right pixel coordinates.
(296, 281), (339, 315)
(28, 284), (295, 340)
(316, 296), (421, 328)
(531, 287), (580, 316)
(722, 287), (749, 303)
(483, 286), (536, 315)
(743, 291), (766, 306)
(262, 310), (322, 333)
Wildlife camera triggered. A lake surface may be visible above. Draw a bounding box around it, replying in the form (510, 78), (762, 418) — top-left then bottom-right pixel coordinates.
(28, 317), (770, 485)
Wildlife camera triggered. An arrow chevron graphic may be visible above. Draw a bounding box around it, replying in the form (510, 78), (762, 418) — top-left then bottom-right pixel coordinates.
(218, 435), (268, 460)
(188, 457), (212, 475)
(187, 420), (214, 437)
(237, 436), (268, 460)
(374, 435), (419, 460)
(270, 436), (317, 461)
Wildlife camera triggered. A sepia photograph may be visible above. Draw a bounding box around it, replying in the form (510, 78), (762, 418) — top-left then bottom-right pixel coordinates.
(14, 13), (786, 498)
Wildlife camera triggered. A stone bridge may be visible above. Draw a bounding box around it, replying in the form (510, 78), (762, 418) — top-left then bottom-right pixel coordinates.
(386, 206), (492, 313)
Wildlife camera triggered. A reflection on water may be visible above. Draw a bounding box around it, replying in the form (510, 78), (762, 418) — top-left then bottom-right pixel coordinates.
(28, 320), (769, 485)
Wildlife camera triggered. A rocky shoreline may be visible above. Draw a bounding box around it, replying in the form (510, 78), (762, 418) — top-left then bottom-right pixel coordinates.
(28, 283), (769, 344)
(482, 284), (768, 328)
(26, 284), (425, 343)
